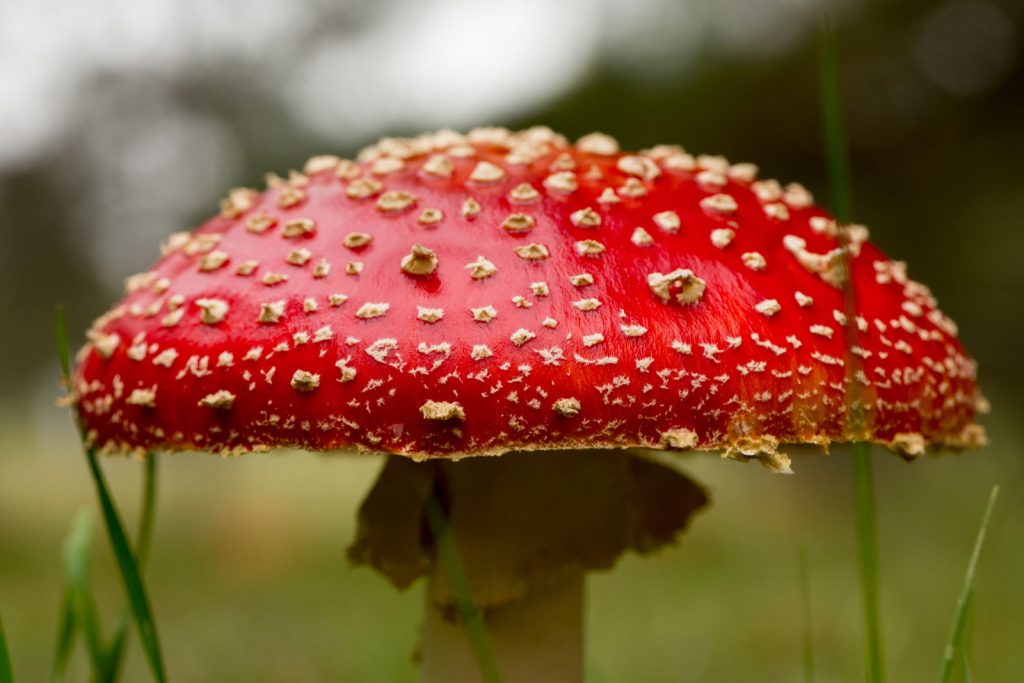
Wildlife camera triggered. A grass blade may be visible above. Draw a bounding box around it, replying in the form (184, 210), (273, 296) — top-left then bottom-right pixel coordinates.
(799, 547), (815, 683)
(54, 304), (71, 384)
(62, 511), (107, 673)
(50, 590), (76, 683)
(102, 453), (159, 683)
(819, 17), (853, 223)
(961, 650), (973, 683)
(54, 306), (167, 683)
(424, 495), (503, 683)
(83, 449), (167, 683)
(818, 17), (885, 683)
(852, 443), (884, 683)
(939, 486), (999, 683)
(0, 612), (14, 683)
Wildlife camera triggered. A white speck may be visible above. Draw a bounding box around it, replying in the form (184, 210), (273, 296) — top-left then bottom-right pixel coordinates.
(617, 155), (660, 180)
(194, 298), (229, 325)
(376, 190), (418, 213)
(259, 300), (286, 324)
(552, 397), (581, 417)
(343, 232), (373, 249)
(755, 299), (781, 317)
(653, 211), (681, 233)
(471, 306), (498, 323)
(671, 340), (692, 355)
(198, 390), (235, 409)
(631, 228), (654, 247)
(335, 358), (357, 383)
(126, 387), (157, 408)
(356, 302), (390, 319)
(283, 218), (316, 238)
(512, 295), (533, 309)
(291, 370), (321, 392)
(648, 269), (706, 305)
(700, 194), (738, 214)
(575, 240), (605, 257)
(701, 343), (722, 362)
(515, 243), (550, 260)
(570, 207), (602, 227)
(510, 328), (536, 346)
(417, 307), (444, 323)
(420, 400), (465, 421)
(469, 161), (506, 183)
(365, 338), (398, 363)
(401, 245), (439, 276)
(544, 171), (578, 194)
(503, 214), (536, 234)
(764, 203), (790, 221)
(199, 250), (230, 272)
(710, 228), (735, 248)
(462, 198), (481, 219)
(742, 252), (767, 271)
(576, 132), (619, 155)
(287, 248), (312, 266)
(161, 309), (185, 328)
(471, 345), (493, 361)
(262, 272), (289, 286)
(465, 255), (498, 279)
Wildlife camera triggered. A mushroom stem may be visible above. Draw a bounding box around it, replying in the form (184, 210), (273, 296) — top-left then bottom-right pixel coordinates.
(349, 451), (707, 683)
(419, 571), (584, 683)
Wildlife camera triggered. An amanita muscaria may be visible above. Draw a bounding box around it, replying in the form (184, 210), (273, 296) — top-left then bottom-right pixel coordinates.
(72, 126), (986, 682)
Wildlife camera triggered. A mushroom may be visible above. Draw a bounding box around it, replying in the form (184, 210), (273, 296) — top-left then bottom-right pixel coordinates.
(72, 126), (986, 682)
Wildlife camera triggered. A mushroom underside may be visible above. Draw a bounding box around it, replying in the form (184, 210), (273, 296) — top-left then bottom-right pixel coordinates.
(347, 448), (709, 610)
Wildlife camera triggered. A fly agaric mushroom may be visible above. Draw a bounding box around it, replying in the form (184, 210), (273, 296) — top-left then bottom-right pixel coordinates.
(72, 126), (986, 682)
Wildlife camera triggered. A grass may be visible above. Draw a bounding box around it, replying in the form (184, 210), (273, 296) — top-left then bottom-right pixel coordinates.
(940, 486), (999, 683)
(0, 612), (13, 683)
(818, 17), (885, 683)
(60, 511), (105, 675)
(424, 495), (503, 683)
(54, 306), (167, 683)
(799, 546), (815, 683)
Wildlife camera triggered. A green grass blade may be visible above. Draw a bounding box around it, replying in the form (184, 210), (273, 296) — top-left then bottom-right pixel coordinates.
(799, 546), (815, 683)
(102, 454), (159, 683)
(62, 511), (107, 673)
(424, 496), (503, 683)
(961, 650), (973, 683)
(54, 304), (72, 384)
(818, 17), (885, 683)
(819, 17), (853, 223)
(852, 443), (884, 683)
(50, 590), (76, 683)
(0, 612), (14, 683)
(939, 486), (999, 683)
(54, 306), (167, 683)
(83, 449), (167, 683)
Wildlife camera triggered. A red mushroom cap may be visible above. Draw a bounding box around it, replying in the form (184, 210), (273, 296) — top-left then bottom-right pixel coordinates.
(72, 126), (986, 469)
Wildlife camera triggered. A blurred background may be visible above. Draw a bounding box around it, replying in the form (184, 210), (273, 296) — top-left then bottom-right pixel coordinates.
(1, 0), (1021, 680)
